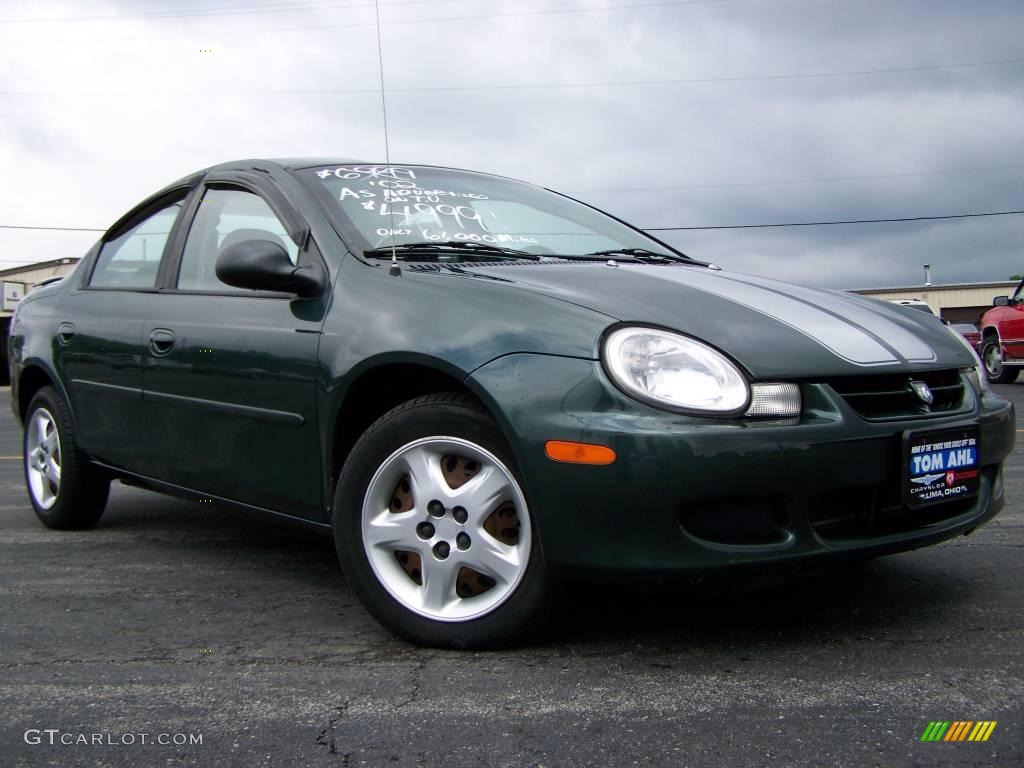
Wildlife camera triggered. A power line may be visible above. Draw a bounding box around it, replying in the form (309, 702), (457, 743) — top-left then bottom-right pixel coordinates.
(0, 0), (496, 26)
(0, 225), (104, 232)
(3, 209), (1023, 237)
(0, 0), (726, 45)
(4, 56), (1021, 97)
(383, 57), (1024, 93)
(0, 0), (383, 24)
(0, 0), (367, 24)
(575, 162), (1024, 194)
(643, 209), (1024, 231)
(0, 258), (81, 264)
(4, 160), (1019, 209)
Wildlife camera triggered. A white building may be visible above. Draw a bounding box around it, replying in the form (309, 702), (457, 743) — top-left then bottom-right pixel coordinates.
(1, 258), (81, 384)
(850, 280), (1018, 325)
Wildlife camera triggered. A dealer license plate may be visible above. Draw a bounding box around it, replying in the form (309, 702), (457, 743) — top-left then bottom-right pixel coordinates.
(904, 427), (980, 509)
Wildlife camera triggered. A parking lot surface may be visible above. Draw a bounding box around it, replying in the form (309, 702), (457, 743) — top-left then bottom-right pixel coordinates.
(1, 384), (1021, 767)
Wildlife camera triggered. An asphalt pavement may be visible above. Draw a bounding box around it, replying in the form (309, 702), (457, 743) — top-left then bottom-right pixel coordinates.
(1, 384), (1021, 768)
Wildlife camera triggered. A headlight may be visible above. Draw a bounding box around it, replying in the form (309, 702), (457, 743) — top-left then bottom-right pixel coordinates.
(603, 327), (750, 414)
(947, 325), (987, 392)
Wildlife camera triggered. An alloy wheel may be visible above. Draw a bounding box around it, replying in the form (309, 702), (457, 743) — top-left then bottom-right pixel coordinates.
(361, 436), (531, 622)
(26, 408), (62, 510)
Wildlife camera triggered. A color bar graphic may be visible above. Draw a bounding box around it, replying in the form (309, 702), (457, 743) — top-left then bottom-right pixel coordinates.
(921, 720), (996, 742)
(943, 721), (972, 741)
(967, 721), (997, 742)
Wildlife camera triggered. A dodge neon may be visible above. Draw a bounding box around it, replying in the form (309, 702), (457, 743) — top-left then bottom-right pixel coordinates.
(8, 159), (1015, 647)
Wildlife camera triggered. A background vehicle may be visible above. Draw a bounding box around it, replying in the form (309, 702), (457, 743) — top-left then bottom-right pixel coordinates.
(888, 298), (936, 315)
(979, 278), (1024, 383)
(32, 276), (65, 290)
(951, 323), (982, 354)
(8, 159), (1015, 648)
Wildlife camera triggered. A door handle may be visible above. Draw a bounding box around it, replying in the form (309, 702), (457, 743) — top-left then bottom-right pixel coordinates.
(148, 329), (176, 356)
(57, 322), (76, 345)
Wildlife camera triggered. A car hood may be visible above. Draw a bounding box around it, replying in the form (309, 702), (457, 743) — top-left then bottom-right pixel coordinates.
(440, 262), (973, 378)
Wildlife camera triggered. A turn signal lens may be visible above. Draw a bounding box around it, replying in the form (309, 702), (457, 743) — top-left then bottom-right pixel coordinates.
(544, 440), (616, 465)
(744, 382), (802, 418)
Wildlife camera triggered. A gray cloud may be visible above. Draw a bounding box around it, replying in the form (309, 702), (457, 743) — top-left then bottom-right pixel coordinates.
(0, 0), (1021, 286)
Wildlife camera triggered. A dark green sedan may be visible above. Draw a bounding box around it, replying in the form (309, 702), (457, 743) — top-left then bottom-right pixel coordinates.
(8, 159), (1015, 647)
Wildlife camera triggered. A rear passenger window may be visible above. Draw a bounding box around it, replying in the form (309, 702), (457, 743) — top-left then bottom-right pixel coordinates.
(89, 200), (183, 289)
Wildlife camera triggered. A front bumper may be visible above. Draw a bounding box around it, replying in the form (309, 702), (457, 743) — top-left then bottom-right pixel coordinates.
(469, 354), (1015, 578)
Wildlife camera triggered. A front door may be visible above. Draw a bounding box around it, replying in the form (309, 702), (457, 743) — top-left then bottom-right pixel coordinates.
(142, 184), (327, 519)
(1003, 280), (1024, 361)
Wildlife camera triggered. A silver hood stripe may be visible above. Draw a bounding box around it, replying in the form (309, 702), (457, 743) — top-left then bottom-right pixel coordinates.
(725, 272), (937, 363)
(620, 266), (933, 366)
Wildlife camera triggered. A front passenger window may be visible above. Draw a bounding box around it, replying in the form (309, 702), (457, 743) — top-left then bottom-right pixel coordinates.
(178, 188), (298, 292)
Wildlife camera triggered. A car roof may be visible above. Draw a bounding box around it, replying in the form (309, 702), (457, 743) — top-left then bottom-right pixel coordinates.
(120, 159), (541, 238)
(199, 157), (518, 175)
(221, 158), (532, 183)
(151, 159), (531, 198)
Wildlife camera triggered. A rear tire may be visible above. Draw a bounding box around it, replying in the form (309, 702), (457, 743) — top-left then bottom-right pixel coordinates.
(981, 339), (1020, 384)
(333, 392), (550, 648)
(23, 386), (110, 529)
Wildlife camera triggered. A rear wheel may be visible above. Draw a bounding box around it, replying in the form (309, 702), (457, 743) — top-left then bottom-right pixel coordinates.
(333, 392), (549, 648)
(23, 386), (110, 529)
(981, 339), (1020, 384)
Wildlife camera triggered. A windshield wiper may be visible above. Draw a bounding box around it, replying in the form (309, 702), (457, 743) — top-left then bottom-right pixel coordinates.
(363, 241), (540, 261)
(579, 248), (687, 263)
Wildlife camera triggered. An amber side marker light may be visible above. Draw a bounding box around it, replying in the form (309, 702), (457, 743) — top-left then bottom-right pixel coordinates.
(544, 440), (616, 465)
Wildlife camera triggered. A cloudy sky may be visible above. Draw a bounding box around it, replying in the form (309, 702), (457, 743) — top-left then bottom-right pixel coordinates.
(0, 0), (1021, 288)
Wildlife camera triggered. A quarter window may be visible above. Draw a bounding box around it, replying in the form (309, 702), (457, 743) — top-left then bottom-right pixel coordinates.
(89, 199), (183, 289)
(178, 188), (298, 292)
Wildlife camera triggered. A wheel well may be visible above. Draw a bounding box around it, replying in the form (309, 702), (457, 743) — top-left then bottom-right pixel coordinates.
(981, 327), (999, 344)
(331, 364), (480, 484)
(17, 365), (54, 423)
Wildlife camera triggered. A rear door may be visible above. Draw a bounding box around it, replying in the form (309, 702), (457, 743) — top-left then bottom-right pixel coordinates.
(56, 192), (190, 474)
(141, 178), (328, 519)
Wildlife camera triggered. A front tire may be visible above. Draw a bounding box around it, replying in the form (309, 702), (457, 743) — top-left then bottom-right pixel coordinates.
(981, 339), (1020, 384)
(23, 386), (110, 529)
(333, 392), (550, 648)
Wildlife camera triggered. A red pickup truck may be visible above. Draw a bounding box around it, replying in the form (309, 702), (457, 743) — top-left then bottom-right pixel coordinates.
(980, 278), (1024, 383)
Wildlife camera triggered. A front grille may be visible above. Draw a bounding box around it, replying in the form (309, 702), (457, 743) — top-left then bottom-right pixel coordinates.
(808, 469), (987, 541)
(826, 369), (966, 420)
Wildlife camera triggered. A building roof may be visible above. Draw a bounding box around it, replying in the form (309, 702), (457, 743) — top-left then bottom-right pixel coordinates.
(850, 279), (1019, 294)
(0, 257), (80, 279)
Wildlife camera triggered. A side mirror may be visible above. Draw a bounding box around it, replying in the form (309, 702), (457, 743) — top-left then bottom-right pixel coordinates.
(216, 239), (326, 298)
(993, 295), (1010, 307)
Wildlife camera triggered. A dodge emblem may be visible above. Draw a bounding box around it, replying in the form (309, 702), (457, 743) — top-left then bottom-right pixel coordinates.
(910, 380), (934, 405)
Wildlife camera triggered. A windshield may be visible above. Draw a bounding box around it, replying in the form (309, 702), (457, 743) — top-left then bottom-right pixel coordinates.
(302, 164), (682, 259)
